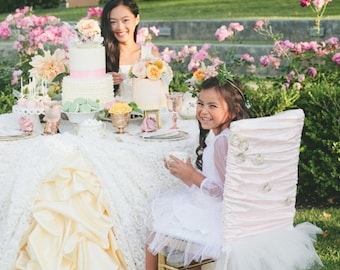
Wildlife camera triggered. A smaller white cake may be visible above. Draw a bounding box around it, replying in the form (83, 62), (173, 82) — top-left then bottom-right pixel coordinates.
(132, 78), (169, 110)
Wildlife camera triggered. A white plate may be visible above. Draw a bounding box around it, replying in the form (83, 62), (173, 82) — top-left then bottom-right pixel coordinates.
(139, 130), (189, 141)
(0, 129), (39, 141)
(179, 112), (196, 120)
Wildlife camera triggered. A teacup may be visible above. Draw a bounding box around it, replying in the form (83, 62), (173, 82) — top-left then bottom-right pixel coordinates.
(165, 151), (189, 163)
(75, 120), (106, 137)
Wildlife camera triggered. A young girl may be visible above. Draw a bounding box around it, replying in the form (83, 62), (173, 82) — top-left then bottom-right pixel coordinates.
(145, 74), (250, 270)
(100, 0), (160, 98)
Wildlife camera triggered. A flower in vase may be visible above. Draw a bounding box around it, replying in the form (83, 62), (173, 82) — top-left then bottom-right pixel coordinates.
(130, 58), (173, 85)
(108, 102), (132, 114)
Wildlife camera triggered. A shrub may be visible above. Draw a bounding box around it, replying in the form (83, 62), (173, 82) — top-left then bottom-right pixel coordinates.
(296, 83), (340, 206)
(0, 59), (16, 114)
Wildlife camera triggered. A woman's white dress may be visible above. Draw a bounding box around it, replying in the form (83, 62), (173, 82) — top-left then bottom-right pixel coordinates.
(146, 128), (230, 267)
(116, 45), (153, 102)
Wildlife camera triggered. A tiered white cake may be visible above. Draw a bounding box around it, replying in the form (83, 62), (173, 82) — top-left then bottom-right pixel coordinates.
(62, 19), (114, 106)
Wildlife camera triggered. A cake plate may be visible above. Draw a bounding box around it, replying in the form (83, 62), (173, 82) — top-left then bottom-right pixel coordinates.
(12, 105), (44, 134)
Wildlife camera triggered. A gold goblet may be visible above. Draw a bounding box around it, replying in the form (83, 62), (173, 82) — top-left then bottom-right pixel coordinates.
(110, 112), (130, 134)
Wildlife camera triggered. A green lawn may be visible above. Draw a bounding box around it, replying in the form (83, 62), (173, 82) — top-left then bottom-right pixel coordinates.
(294, 207), (340, 269)
(1, 0), (340, 21)
(0, 0), (339, 268)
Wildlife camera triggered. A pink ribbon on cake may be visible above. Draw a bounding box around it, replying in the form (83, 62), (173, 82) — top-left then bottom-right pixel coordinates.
(70, 68), (106, 79)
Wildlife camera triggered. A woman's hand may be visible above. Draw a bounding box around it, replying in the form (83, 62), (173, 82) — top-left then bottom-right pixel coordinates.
(110, 72), (125, 85)
(164, 155), (205, 187)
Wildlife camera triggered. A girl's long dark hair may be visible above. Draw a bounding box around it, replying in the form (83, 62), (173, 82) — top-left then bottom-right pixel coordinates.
(100, 0), (139, 93)
(195, 77), (251, 170)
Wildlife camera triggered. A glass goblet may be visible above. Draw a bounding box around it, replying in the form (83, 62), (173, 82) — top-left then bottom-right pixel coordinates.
(166, 92), (183, 129)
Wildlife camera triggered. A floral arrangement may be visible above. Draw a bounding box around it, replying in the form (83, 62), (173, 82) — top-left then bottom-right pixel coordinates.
(130, 58), (173, 85)
(103, 100), (141, 118)
(73, 18), (103, 47)
(0, 6), (74, 98)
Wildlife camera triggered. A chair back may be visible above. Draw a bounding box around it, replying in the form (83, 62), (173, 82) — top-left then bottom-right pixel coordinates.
(223, 109), (305, 243)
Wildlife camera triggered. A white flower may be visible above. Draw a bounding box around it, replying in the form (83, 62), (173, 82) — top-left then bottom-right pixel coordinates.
(74, 19), (103, 46)
(131, 60), (147, 79)
(29, 48), (68, 82)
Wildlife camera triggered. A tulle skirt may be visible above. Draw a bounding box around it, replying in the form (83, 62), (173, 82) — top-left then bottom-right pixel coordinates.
(146, 185), (223, 267)
(215, 222), (323, 270)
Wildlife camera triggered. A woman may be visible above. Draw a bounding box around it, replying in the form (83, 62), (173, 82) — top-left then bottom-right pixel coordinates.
(101, 0), (160, 99)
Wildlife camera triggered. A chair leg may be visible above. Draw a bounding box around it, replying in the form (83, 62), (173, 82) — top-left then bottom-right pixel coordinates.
(158, 253), (166, 270)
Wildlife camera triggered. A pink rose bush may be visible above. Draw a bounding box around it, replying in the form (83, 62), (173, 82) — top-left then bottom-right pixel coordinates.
(213, 5), (339, 92)
(0, 6), (74, 98)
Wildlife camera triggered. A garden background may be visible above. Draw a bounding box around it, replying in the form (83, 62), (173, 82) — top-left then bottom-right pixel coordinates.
(0, 0), (339, 268)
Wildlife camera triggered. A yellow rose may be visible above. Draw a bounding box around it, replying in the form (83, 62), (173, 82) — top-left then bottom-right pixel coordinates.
(109, 102), (132, 114)
(193, 70), (206, 81)
(154, 60), (164, 70)
(146, 64), (162, 80)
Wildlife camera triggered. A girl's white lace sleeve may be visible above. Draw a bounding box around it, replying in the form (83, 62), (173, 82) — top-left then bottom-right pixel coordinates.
(200, 135), (228, 199)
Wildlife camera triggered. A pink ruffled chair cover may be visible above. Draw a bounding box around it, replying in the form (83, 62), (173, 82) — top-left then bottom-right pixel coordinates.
(217, 109), (323, 270)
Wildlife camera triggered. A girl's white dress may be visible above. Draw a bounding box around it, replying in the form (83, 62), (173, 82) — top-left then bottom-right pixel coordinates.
(116, 45), (153, 102)
(146, 128), (230, 267)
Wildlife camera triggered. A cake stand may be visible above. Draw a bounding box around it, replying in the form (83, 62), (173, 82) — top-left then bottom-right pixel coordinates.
(12, 105), (44, 134)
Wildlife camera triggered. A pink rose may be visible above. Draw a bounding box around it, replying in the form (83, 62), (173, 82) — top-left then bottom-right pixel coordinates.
(19, 116), (33, 132)
(215, 25), (233, 42)
(141, 116), (158, 132)
(307, 67), (317, 77)
(300, 0), (311, 7)
(0, 22), (11, 39)
(332, 53), (340, 66)
(254, 20), (265, 30)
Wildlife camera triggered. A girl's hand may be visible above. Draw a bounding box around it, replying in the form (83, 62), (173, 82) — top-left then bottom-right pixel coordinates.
(165, 155), (204, 187)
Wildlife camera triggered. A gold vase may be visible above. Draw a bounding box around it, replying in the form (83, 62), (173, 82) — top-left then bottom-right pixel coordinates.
(110, 112), (130, 134)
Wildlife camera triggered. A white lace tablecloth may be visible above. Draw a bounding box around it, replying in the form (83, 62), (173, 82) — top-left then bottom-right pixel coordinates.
(0, 112), (199, 270)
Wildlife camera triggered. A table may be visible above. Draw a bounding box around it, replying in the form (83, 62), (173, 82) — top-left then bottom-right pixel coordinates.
(0, 112), (199, 270)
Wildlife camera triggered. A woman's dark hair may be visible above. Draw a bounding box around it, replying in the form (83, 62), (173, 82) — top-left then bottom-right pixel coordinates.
(101, 0), (139, 93)
(195, 76), (251, 170)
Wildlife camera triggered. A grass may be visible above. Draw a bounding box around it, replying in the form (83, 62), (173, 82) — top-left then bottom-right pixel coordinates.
(0, 1), (339, 268)
(294, 207), (340, 269)
(1, 0), (340, 21)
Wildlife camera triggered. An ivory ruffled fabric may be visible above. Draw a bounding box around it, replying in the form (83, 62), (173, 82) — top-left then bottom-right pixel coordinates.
(14, 151), (127, 270)
(0, 113), (199, 270)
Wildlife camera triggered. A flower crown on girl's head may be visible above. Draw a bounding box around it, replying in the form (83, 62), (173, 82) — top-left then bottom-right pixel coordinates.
(215, 64), (246, 102)
(190, 63), (246, 102)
